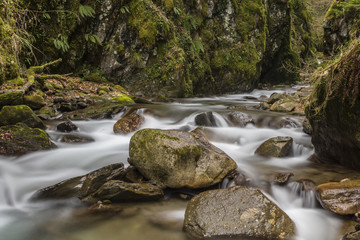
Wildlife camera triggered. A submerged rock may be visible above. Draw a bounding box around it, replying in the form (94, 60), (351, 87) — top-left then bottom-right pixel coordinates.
(0, 105), (45, 129)
(57, 121), (78, 132)
(316, 179), (360, 215)
(129, 128), (237, 189)
(60, 134), (94, 143)
(194, 112), (217, 127)
(255, 136), (293, 157)
(113, 111), (145, 134)
(0, 123), (56, 156)
(183, 186), (295, 240)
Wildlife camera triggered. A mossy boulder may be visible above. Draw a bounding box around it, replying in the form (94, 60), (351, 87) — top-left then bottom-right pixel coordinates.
(0, 105), (46, 129)
(0, 91), (23, 109)
(255, 136), (293, 157)
(129, 128), (237, 189)
(183, 186), (295, 240)
(323, 0), (360, 55)
(0, 123), (56, 156)
(316, 179), (360, 215)
(24, 95), (46, 110)
(306, 40), (360, 169)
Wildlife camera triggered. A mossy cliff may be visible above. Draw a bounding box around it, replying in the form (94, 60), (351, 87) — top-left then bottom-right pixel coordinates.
(323, 0), (360, 54)
(0, 4), (20, 85)
(21, 0), (313, 97)
(306, 40), (360, 169)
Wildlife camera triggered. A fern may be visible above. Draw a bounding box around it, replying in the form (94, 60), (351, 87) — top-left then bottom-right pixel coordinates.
(120, 6), (130, 14)
(79, 5), (95, 18)
(173, 7), (181, 16)
(53, 34), (70, 52)
(85, 34), (102, 45)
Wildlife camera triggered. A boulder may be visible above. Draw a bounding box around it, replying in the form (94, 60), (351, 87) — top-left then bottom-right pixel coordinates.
(0, 105), (45, 129)
(0, 91), (23, 109)
(113, 111), (145, 134)
(184, 186), (295, 240)
(24, 95), (46, 110)
(306, 40), (360, 169)
(342, 225), (360, 240)
(316, 179), (360, 215)
(57, 121), (78, 132)
(0, 123), (56, 156)
(194, 112), (217, 127)
(60, 134), (94, 143)
(270, 99), (297, 113)
(271, 172), (294, 185)
(33, 163), (163, 204)
(255, 137), (293, 157)
(129, 129), (237, 189)
(227, 112), (254, 127)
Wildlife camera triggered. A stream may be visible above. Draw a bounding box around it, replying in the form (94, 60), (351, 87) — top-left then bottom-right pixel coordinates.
(0, 86), (358, 240)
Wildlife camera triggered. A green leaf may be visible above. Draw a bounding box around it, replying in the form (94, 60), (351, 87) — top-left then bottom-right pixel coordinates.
(79, 5), (95, 18)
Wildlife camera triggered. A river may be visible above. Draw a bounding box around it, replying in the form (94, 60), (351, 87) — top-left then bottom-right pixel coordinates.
(0, 86), (358, 240)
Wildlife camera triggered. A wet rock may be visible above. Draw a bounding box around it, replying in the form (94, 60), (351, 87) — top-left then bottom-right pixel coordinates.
(272, 172), (294, 184)
(316, 179), (360, 215)
(37, 106), (57, 120)
(268, 93), (287, 104)
(270, 99), (297, 112)
(255, 136), (293, 157)
(57, 121), (78, 132)
(129, 128), (237, 189)
(268, 118), (300, 129)
(342, 228), (360, 240)
(227, 112), (254, 127)
(125, 166), (145, 183)
(184, 186), (295, 240)
(194, 112), (217, 127)
(60, 134), (94, 143)
(260, 102), (270, 110)
(302, 118), (312, 135)
(82, 180), (164, 204)
(61, 102), (126, 120)
(24, 95), (46, 110)
(0, 123), (56, 156)
(0, 105), (46, 129)
(227, 105), (247, 111)
(0, 91), (23, 109)
(113, 111), (145, 134)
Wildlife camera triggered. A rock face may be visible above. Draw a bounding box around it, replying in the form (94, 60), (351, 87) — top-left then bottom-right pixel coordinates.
(24, 0), (313, 97)
(0, 123), (56, 155)
(323, 0), (360, 55)
(0, 105), (46, 129)
(316, 179), (360, 215)
(113, 111), (145, 134)
(129, 129), (237, 189)
(183, 186), (295, 240)
(33, 163), (163, 203)
(255, 137), (293, 157)
(306, 41), (360, 169)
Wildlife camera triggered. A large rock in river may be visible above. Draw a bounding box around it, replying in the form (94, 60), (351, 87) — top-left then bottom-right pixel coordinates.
(0, 123), (56, 155)
(0, 105), (45, 129)
(255, 136), (293, 158)
(129, 129), (237, 189)
(306, 40), (360, 169)
(316, 179), (360, 215)
(184, 186), (295, 240)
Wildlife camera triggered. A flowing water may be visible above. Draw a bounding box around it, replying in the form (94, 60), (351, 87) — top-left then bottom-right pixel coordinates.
(0, 86), (359, 240)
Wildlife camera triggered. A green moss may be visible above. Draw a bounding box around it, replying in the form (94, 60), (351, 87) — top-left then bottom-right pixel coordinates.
(7, 77), (24, 86)
(0, 91), (24, 108)
(0, 105), (45, 129)
(111, 95), (135, 104)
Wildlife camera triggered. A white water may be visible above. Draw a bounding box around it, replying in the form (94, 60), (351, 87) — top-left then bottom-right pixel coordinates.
(0, 87), (347, 240)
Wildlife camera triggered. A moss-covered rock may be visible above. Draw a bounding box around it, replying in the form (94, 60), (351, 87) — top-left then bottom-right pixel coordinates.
(129, 128), (237, 189)
(61, 102), (127, 120)
(0, 105), (46, 129)
(184, 186), (295, 240)
(0, 123), (56, 156)
(24, 95), (46, 110)
(323, 0), (360, 55)
(306, 40), (360, 169)
(113, 111), (144, 134)
(0, 91), (23, 108)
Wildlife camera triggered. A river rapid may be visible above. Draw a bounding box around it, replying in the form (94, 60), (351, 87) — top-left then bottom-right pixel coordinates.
(0, 86), (359, 240)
